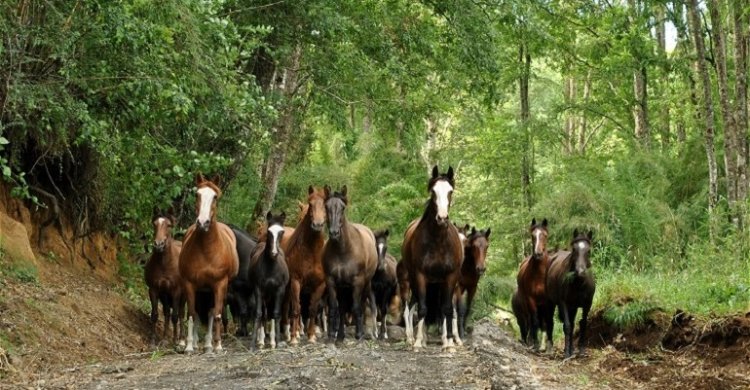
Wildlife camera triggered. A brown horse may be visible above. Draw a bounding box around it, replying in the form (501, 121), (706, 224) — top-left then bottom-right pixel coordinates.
(454, 227), (491, 340)
(546, 229), (595, 358)
(322, 185), (378, 342)
(179, 174), (239, 353)
(515, 218), (553, 352)
(401, 166), (464, 352)
(372, 229), (398, 339)
(283, 185), (328, 345)
(144, 209), (184, 346)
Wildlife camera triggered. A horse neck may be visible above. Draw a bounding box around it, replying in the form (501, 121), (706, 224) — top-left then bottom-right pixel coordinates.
(528, 252), (550, 271)
(193, 218), (222, 245)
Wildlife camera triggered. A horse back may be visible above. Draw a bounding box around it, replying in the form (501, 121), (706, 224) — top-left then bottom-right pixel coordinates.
(351, 223), (378, 279)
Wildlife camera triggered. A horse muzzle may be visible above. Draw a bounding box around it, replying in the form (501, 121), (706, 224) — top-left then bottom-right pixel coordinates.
(436, 216), (449, 226)
(328, 230), (340, 240)
(311, 221), (325, 232)
(476, 267), (486, 276)
(153, 241), (166, 252)
(196, 220), (211, 232)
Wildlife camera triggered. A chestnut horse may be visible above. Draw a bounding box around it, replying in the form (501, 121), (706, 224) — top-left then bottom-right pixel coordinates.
(283, 185), (327, 345)
(546, 229), (595, 358)
(322, 185), (378, 342)
(454, 227), (491, 340)
(372, 229), (398, 339)
(179, 174), (239, 353)
(515, 218), (553, 352)
(402, 166), (464, 352)
(144, 209), (183, 345)
(249, 211), (290, 349)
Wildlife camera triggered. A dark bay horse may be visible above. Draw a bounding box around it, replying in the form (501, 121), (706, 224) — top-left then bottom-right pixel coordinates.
(515, 218), (553, 352)
(546, 229), (596, 358)
(372, 229), (398, 339)
(249, 211), (290, 349)
(401, 166), (464, 352)
(454, 227), (491, 340)
(179, 174), (239, 353)
(144, 210), (183, 345)
(322, 185), (378, 342)
(283, 185), (328, 345)
(226, 225), (259, 337)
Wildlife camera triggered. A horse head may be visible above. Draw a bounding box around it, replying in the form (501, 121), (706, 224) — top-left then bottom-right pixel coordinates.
(570, 229), (593, 277)
(324, 185), (348, 241)
(266, 211), (287, 257)
(307, 185), (326, 232)
(194, 173), (222, 232)
(428, 165), (454, 226)
(454, 223), (470, 246)
(529, 218), (548, 260)
(374, 229), (390, 271)
(152, 208), (175, 253)
(468, 227), (491, 275)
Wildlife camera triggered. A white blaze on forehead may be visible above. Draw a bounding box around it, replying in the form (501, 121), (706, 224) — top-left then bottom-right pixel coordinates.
(377, 243), (385, 256)
(197, 187), (217, 224)
(577, 241), (588, 250)
(268, 224), (284, 254)
(156, 217), (166, 227)
(432, 180), (453, 219)
(459, 233), (467, 244)
(534, 229), (543, 253)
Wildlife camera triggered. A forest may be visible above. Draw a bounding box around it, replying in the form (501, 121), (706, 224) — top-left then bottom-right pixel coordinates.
(1, 0), (749, 385)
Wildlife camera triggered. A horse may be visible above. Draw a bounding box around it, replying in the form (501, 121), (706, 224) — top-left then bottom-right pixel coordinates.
(283, 185), (328, 345)
(249, 211), (290, 349)
(371, 229), (398, 339)
(510, 289), (528, 343)
(226, 225), (259, 337)
(178, 174), (240, 353)
(454, 226), (491, 340)
(515, 218), (554, 352)
(546, 229), (595, 358)
(454, 223), (471, 245)
(322, 185), (378, 342)
(401, 165), (464, 352)
(144, 209), (184, 346)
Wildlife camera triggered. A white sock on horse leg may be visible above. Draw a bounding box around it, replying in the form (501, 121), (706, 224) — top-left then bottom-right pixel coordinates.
(186, 316), (195, 352)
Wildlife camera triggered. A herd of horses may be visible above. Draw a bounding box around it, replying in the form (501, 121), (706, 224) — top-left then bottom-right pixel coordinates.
(144, 167), (595, 358)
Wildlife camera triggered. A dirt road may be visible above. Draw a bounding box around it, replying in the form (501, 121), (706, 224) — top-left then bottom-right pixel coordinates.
(35, 321), (574, 390)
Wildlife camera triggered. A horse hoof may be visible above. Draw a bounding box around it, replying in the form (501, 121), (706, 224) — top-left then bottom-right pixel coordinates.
(308, 335), (317, 344)
(442, 346), (456, 353)
(290, 338), (299, 346)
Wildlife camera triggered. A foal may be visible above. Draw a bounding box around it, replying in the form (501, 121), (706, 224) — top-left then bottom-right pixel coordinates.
(144, 210), (183, 345)
(454, 227), (491, 339)
(249, 212), (290, 349)
(546, 229), (596, 358)
(372, 229), (398, 340)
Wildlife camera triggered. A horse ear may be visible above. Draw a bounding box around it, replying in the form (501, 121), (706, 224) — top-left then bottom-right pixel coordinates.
(471, 226), (476, 235)
(587, 230), (594, 241)
(341, 185), (348, 204)
(324, 184), (331, 199)
(210, 174), (222, 188)
(308, 185), (314, 195)
(266, 210), (273, 221)
(542, 218), (548, 227)
(384, 229), (390, 237)
(152, 206), (160, 218)
(573, 228), (579, 238)
(279, 211), (286, 223)
(464, 224), (470, 231)
(485, 228), (491, 238)
(431, 165), (439, 179)
(531, 218), (536, 227)
(195, 172), (205, 185)
(447, 166), (454, 182)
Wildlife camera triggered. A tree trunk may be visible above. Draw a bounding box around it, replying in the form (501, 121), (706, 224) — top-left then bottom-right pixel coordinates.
(688, 0), (720, 232)
(732, 0), (749, 212)
(519, 41), (532, 210)
(251, 45), (304, 224)
(656, 4), (671, 151)
(633, 66), (651, 148)
(563, 76), (573, 155)
(708, 0), (739, 220)
(580, 72), (592, 154)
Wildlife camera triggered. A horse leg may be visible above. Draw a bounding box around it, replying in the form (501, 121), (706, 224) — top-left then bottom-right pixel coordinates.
(288, 279), (302, 345)
(212, 279), (229, 352)
(148, 288), (159, 345)
(463, 285), (478, 341)
(578, 302), (591, 356)
(162, 302), (171, 342)
(413, 273), (428, 350)
(352, 280), (365, 341)
(542, 304), (554, 354)
(326, 277), (339, 341)
(558, 302), (573, 358)
(403, 300), (413, 344)
(183, 283), (197, 353)
(306, 282), (326, 343)
(252, 287), (263, 349)
(378, 289), (389, 340)
(271, 288), (285, 349)
(170, 292), (181, 346)
(440, 280), (457, 352)
(455, 288), (466, 343)
(367, 286), (378, 340)
(528, 297), (540, 351)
